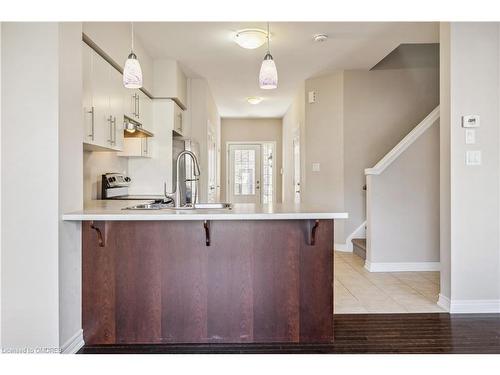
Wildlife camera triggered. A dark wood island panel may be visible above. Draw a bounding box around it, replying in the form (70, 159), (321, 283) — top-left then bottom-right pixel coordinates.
(82, 219), (334, 345)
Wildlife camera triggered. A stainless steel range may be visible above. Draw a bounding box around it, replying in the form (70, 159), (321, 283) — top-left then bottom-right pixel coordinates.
(101, 173), (167, 200)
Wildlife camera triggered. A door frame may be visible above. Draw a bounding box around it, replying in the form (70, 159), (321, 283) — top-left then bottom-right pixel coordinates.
(225, 141), (277, 204)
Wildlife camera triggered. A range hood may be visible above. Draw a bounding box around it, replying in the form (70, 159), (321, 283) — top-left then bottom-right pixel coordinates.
(123, 116), (154, 138)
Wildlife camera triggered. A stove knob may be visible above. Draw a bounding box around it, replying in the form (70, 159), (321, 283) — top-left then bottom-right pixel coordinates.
(124, 177), (131, 182)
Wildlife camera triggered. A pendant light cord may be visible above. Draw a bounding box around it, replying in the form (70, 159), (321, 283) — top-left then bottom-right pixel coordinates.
(266, 22), (270, 53)
(131, 22), (134, 52)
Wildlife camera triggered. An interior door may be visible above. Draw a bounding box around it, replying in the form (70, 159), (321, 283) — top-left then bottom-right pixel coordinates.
(228, 144), (261, 204)
(293, 132), (301, 203)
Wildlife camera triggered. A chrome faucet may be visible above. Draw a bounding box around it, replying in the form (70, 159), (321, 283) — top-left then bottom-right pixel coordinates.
(165, 150), (201, 208)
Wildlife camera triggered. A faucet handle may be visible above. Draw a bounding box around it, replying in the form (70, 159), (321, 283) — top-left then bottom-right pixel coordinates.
(164, 182), (175, 199)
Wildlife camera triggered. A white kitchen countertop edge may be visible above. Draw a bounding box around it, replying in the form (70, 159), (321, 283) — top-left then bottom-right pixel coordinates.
(62, 212), (348, 221)
(63, 201), (348, 221)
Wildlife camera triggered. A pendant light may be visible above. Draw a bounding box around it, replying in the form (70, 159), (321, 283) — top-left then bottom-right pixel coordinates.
(259, 22), (278, 90)
(123, 22), (143, 89)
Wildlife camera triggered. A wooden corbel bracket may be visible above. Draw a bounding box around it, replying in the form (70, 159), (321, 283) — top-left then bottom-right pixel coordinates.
(203, 220), (211, 246)
(89, 221), (106, 247)
(307, 220), (320, 246)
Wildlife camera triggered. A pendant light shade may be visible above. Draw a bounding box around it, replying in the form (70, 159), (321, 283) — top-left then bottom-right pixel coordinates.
(123, 52), (143, 89)
(123, 23), (143, 89)
(259, 23), (278, 90)
(259, 53), (278, 89)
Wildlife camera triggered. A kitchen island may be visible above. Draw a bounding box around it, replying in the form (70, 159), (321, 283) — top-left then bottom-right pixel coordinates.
(63, 201), (347, 345)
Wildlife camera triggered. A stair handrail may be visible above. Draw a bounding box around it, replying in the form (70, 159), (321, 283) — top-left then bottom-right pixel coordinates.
(365, 105), (440, 176)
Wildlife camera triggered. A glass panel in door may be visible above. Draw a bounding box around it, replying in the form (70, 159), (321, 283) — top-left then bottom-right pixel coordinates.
(228, 144), (261, 204)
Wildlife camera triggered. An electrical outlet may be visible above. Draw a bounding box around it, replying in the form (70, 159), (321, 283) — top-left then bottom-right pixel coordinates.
(312, 162), (320, 172)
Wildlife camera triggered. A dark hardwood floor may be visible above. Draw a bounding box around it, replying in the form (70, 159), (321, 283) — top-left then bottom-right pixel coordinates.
(78, 313), (500, 354)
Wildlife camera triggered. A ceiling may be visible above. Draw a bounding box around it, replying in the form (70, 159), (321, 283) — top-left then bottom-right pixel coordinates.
(135, 22), (439, 118)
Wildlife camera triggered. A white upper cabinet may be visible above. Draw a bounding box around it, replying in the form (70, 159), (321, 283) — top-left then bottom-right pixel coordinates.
(123, 89), (153, 130)
(82, 42), (124, 152)
(153, 59), (187, 109)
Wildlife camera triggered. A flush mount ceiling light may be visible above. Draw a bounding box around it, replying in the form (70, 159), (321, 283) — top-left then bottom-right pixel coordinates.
(247, 96), (263, 105)
(123, 22), (143, 89)
(234, 29), (268, 49)
(259, 22), (278, 90)
(313, 34), (328, 42)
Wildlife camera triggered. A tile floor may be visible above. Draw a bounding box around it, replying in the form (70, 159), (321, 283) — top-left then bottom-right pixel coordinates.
(334, 251), (444, 313)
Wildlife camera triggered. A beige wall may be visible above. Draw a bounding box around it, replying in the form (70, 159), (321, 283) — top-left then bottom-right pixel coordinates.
(303, 72), (345, 242)
(282, 82), (305, 204)
(343, 68), (439, 242)
(221, 118), (283, 203)
(367, 121), (440, 264)
(446, 23), (500, 308)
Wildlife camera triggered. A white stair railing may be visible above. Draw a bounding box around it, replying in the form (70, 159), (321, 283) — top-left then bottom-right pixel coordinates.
(365, 106), (440, 176)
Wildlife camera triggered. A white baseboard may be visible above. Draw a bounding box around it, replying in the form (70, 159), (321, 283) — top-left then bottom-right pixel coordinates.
(334, 243), (352, 252)
(437, 293), (451, 312)
(449, 299), (500, 314)
(334, 221), (366, 252)
(60, 329), (84, 354)
(364, 260), (440, 272)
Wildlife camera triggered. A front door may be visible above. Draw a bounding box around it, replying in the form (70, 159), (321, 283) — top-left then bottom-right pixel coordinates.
(228, 144), (261, 204)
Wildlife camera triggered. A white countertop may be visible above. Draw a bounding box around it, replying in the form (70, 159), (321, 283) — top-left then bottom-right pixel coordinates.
(62, 200), (348, 221)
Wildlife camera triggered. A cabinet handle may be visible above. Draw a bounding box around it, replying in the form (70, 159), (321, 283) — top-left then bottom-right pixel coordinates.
(143, 138), (148, 155)
(137, 94), (140, 118)
(179, 113), (182, 132)
(108, 115), (113, 144)
(112, 116), (117, 145)
(86, 106), (95, 141)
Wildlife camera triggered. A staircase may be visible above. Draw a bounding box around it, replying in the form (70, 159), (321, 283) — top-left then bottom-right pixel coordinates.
(352, 238), (366, 260)
(363, 105), (440, 272)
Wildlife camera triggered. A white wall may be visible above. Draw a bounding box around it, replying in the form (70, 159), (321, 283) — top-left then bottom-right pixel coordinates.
(58, 22), (84, 351)
(1, 22), (84, 352)
(83, 151), (128, 200)
(127, 99), (173, 196)
(282, 82), (305, 204)
(442, 22), (500, 312)
(188, 78), (221, 203)
(439, 22), (452, 302)
(1, 23), (61, 350)
(367, 122), (440, 267)
(82, 22), (154, 94)
(303, 72), (345, 243)
(220, 118), (283, 202)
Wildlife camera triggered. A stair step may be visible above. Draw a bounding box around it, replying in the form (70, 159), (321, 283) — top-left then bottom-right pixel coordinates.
(351, 238), (366, 260)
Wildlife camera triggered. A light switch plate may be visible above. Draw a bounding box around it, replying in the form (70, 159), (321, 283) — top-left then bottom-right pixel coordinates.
(465, 129), (476, 144)
(466, 150), (481, 166)
(312, 162), (320, 172)
(308, 91), (317, 104)
(462, 115), (480, 128)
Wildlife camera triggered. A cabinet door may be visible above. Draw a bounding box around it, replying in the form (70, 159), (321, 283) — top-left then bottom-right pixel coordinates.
(137, 91), (152, 130)
(109, 66), (124, 151)
(142, 137), (152, 158)
(173, 103), (184, 135)
(91, 50), (113, 148)
(123, 90), (138, 120)
(82, 43), (95, 144)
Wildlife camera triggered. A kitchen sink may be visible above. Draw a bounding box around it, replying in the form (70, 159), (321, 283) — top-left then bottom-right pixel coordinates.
(193, 202), (232, 209)
(124, 202), (232, 210)
(123, 202), (174, 210)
